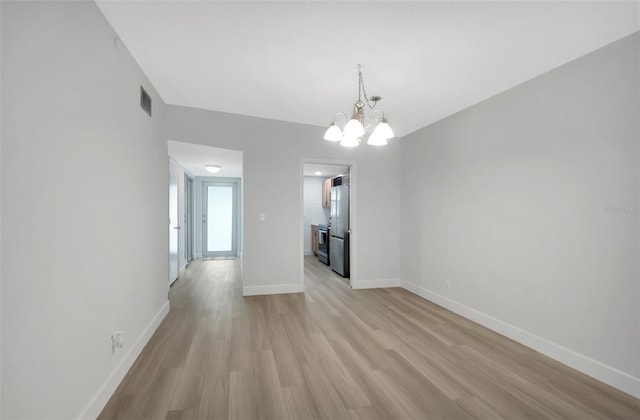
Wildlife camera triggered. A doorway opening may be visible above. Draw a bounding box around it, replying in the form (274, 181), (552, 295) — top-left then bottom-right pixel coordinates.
(301, 161), (354, 289)
(168, 140), (243, 283)
(169, 159), (180, 285)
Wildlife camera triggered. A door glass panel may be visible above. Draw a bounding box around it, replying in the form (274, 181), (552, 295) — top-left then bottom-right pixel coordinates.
(207, 185), (233, 252)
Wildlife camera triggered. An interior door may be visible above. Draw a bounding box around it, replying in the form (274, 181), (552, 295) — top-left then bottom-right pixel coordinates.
(203, 181), (238, 258)
(184, 176), (194, 262)
(169, 161), (180, 284)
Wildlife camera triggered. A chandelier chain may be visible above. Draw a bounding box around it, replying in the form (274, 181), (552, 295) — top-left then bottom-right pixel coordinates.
(357, 65), (378, 109)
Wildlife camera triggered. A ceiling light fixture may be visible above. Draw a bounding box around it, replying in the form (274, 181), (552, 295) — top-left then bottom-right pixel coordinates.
(324, 64), (394, 147)
(314, 171), (322, 175)
(205, 164), (222, 173)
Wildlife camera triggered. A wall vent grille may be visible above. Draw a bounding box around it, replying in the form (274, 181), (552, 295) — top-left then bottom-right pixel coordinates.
(140, 86), (152, 117)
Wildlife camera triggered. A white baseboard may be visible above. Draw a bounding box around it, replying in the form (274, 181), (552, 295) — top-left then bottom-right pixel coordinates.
(304, 250), (314, 256)
(77, 301), (170, 419)
(401, 280), (640, 399)
(243, 283), (303, 296)
(352, 278), (402, 289)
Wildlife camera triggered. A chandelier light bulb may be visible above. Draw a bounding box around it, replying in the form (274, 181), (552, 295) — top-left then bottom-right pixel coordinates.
(323, 123), (343, 142)
(370, 122), (392, 144)
(340, 134), (360, 148)
(367, 130), (388, 146)
(343, 118), (365, 138)
(376, 119), (395, 139)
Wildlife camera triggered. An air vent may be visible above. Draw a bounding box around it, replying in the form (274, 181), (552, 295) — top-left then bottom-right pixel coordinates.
(140, 86), (152, 117)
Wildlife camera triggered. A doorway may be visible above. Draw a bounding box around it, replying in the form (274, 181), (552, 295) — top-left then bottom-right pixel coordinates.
(167, 140), (243, 262)
(202, 181), (239, 258)
(169, 160), (180, 285)
(301, 161), (354, 288)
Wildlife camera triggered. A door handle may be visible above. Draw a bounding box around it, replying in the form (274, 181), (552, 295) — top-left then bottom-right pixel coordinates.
(173, 226), (182, 230)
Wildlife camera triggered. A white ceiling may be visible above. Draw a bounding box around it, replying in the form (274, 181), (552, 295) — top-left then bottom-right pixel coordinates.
(97, 1), (639, 138)
(303, 163), (349, 177)
(168, 140), (243, 178)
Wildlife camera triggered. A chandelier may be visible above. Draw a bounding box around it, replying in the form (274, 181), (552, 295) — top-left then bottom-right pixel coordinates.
(323, 64), (394, 147)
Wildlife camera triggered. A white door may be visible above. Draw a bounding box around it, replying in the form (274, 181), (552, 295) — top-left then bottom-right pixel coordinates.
(203, 181), (238, 258)
(184, 176), (194, 262)
(169, 160), (180, 284)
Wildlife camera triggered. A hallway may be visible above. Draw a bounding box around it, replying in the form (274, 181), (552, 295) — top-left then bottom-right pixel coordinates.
(99, 258), (640, 419)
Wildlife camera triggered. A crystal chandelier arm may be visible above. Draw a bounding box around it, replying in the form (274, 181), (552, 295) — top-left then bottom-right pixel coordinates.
(370, 109), (384, 120)
(363, 109), (384, 130)
(333, 112), (349, 128)
(363, 116), (381, 130)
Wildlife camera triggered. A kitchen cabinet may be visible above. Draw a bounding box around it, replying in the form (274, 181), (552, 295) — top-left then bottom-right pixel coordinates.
(322, 178), (331, 208)
(311, 225), (319, 255)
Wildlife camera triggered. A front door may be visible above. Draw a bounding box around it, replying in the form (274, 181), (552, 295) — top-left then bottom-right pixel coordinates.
(202, 182), (238, 258)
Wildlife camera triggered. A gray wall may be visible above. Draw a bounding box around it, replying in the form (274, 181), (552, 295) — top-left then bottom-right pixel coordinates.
(401, 32), (639, 393)
(1, 1), (169, 418)
(167, 105), (403, 292)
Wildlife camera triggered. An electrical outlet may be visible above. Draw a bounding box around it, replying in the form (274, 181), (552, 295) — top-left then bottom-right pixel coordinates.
(111, 331), (124, 354)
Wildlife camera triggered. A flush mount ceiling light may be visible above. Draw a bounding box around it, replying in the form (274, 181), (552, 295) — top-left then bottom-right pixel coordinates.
(324, 64), (394, 147)
(314, 171), (322, 175)
(205, 164), (222, 173)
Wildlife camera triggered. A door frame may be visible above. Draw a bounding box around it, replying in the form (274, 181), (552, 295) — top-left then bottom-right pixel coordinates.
(202, 180), (239, 258)
(169, 159), (180, 285)
(299, 158), (357, 291)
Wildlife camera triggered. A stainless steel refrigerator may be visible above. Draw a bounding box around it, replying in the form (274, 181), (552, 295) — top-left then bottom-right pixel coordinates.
(329, 180), (349, 277)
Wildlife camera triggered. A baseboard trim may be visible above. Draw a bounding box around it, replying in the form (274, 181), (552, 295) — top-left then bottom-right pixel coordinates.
(304, 250), (314, 256)
(401, 280), (640, 399)
(352, 278), (402, 289)
(77, 301), (170, 419)
(243, 283), (303, 296)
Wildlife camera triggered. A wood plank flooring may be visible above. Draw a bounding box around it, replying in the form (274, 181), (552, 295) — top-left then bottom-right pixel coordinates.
(99, 257), (640, 419)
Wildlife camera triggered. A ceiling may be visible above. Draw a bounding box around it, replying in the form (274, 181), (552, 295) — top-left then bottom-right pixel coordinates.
(303, 163), (349, 177)
(168, 140), (243, 178)
(97, 1), (639, 138)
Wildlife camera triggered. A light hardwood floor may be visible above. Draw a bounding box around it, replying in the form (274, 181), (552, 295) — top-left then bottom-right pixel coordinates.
(99, 257), (640, 419)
